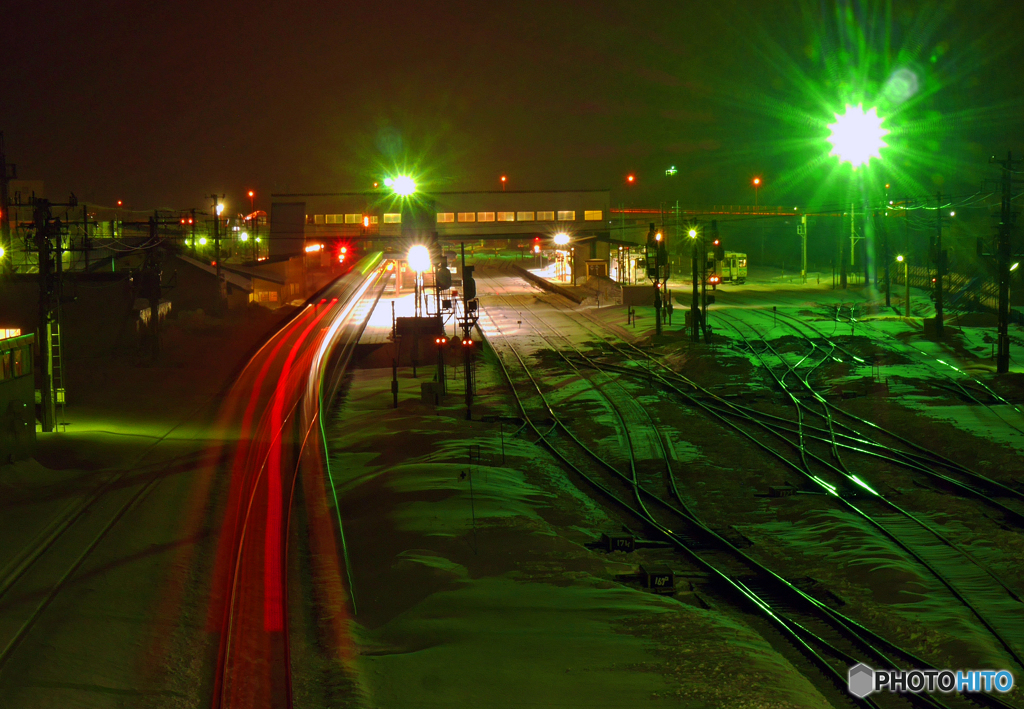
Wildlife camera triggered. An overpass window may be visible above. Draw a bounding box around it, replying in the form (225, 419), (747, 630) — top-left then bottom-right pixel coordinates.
(498, 212), (515, 221)
(458, 212), (476, 222)
(314, 214), (325, 225)
(345, 214), (362, 224)
(383, 213), (402, 224)
(537, 211), (554, 221)
(477, 212), (495, 222)
(516, 211), (534, 221)
(557, 210), (575, 221)
(584, 210), (602, 221)
(437, 213), (455, 223)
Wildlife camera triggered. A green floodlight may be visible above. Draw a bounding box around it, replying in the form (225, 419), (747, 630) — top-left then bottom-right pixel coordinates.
(390, 175), (416, 196)
(827, 103), (889, 168)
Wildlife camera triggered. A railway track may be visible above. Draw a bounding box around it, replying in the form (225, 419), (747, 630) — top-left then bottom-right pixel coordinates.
(714, 308), (1024, 672)
(212, 255), (388, 709)
(476, 271), (1017, 709)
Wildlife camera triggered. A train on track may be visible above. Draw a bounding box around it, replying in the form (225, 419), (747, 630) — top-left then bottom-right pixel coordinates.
(706, 250), (747, 285)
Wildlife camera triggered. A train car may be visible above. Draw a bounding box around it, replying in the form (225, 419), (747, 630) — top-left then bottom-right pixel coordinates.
(721, 251), (747, 284)
(704, 250), (748, 285)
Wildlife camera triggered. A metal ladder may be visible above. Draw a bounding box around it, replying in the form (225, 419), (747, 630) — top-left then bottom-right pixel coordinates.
(50, 311), (66, 430)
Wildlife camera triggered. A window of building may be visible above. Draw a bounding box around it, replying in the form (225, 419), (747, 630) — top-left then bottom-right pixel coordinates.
(325, 214), (345, 224)
(383, 213), (402, 224)
(498, 212), (515, 222)
(584, 210), (602, 221)
(537, 211), (554, 221)
(477, 212), (495, 222)
(345, 214), (362, 224)
(314, 214), (325, 225)
(517, 211), (535, 221)
(437, 213), (455, 223)
(369, 216), (379, 225)
(457, 212), (476, 222)
(557, 210), (575, 221)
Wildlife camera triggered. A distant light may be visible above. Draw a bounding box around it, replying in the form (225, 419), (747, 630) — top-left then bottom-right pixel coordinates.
(408, 244), (431, 272)
(501, 175), (507, 182)
(239, 232), (248, 241)
(248, 190), (254, 198)
(827, 103), (889, 168)
(373, 182), (379, 188)
(665, 166), (677, 176)
(340, 246), (347, 254)
(198, 237), (207, 246)
(553, 233), (570, 246)
(688, 229), (697, 238)
(216, 203), (224, 215)
(305, 243), (323, 253)
(339, 253), (345, 262)
(655, 232), (662, 242)
(255, 237), (261, 242)
(533, 244), (541, 253)
(896, 254), (904, 262)
(753, 177), (761, 186)
(117, 200), (123, 207)
(391, 175), (416, 196)
(363, 216), (369, 227)
(890, 200), (894, 205)
(627, 174), (635, 183)
(1012, 262), (1020, 272)
(949, 211), (956, 217)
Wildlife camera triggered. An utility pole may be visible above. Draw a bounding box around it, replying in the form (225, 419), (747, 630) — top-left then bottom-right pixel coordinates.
(798, 214), (807, 283)
(840, 206), (849, 289)
(883, 186), (891, 307)
(210, 195), (225, 313)
(990, 152), (1023, 373)
(690, 224), (700, 342)
(0, 132), (15, 273)
(34, 199), (56, 432)
(934, 191), (945, 339)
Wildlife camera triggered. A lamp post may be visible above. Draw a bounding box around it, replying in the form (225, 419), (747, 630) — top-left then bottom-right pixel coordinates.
(688, 227), (699, 342)
(897, 255), (909, 318)
(826, 103), (890, 295)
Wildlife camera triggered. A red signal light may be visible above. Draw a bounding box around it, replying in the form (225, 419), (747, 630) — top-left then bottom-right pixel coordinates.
(463, 338), (473, 346)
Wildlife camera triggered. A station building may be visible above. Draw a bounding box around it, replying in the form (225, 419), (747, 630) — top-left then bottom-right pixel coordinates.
(269, 189), (623, 282)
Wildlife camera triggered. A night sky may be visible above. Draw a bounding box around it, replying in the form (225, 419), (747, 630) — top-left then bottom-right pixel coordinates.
(2, 0), (1022, 213)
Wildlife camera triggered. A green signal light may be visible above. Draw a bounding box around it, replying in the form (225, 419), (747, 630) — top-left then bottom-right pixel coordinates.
(827, 103), (889, 168)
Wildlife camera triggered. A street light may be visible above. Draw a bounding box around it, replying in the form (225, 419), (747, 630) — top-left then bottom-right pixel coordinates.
(216, 203), (224, 215)
(752, 177), (761, 208)
(407, 244), (431, 272)
(827, 103), (889, 168)
(553, 233), (570, 247)
(390, 175), (416, 197)
(501, 175), (507, 190)
(239, 232), (248, 242)
(688, 228), (698, 239)
(248, 190), (254, 212)
(897, 254), (910, 317)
